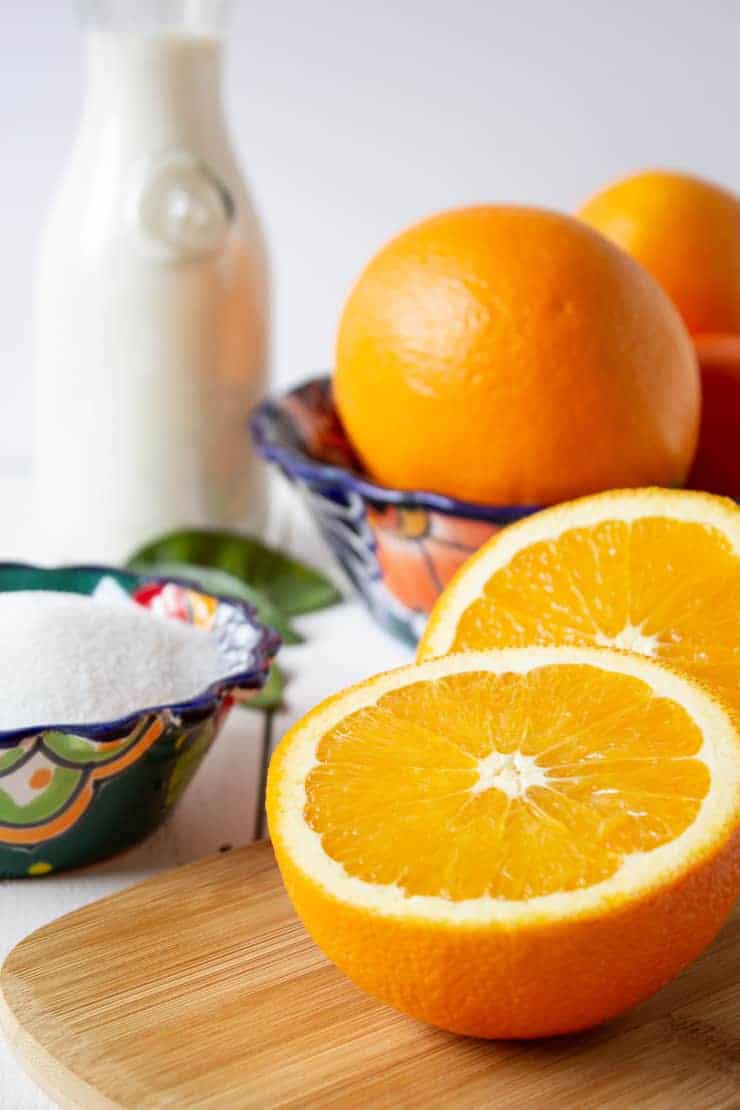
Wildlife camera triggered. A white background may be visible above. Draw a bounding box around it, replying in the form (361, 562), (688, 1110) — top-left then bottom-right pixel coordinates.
(0, 3), (738, 1105)
(1, 0), (738, 470)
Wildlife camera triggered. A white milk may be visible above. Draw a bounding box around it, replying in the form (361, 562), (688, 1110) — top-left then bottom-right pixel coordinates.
(35, 3), (269, 562)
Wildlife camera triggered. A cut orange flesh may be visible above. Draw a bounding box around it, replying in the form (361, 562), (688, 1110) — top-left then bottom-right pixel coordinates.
(306, 663), (711, 901)
(268, 647), (740, 1038)
(419, 489), (740, 718)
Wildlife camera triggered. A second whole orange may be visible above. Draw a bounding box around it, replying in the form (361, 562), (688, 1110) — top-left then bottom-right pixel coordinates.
(577, 170), (740, 337)
(334, 206), (700, 507)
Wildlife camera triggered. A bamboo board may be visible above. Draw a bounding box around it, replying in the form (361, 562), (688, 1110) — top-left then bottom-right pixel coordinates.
(1, 841), (738, 1108)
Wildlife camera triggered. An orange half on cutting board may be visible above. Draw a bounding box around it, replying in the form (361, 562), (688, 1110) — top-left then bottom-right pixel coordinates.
(267, 646), (740, 1039)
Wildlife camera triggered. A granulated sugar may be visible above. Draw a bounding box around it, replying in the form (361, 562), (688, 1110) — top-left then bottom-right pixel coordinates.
(0, 590), (221, 729)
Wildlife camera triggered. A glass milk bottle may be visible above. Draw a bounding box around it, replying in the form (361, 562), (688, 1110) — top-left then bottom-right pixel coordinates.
(34, 0), (269, 563)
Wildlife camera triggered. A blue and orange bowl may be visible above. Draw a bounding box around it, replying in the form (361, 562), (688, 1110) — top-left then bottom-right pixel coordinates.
(251, 376), (541, 644)
(0, 564), (280, 878)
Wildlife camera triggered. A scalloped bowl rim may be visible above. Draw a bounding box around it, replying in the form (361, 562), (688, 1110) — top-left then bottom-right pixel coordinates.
(249, 375), (544, 523)
(0, 562), (281, 749)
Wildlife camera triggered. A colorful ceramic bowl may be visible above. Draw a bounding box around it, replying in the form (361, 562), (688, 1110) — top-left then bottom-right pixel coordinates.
(251, 376), (541, 644)
(0, 564), (280, 878)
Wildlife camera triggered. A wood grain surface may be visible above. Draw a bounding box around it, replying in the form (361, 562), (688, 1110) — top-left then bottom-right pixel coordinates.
(1, 841), (738, 1109)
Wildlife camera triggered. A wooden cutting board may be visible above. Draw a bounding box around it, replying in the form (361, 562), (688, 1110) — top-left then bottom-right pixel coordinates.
(1, 842), (738, 1109)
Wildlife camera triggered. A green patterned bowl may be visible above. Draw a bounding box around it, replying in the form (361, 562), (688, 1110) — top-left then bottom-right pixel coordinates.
(0, 564), (280, 878)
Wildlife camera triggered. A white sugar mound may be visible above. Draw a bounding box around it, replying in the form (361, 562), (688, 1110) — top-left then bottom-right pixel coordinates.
(0, 590), (221, 730)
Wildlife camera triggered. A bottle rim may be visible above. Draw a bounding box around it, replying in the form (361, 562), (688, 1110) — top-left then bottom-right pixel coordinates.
(78, 0), (233, 35)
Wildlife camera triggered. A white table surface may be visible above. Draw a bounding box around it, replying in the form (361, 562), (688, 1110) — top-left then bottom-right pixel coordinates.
(0, 475), (411, 1109)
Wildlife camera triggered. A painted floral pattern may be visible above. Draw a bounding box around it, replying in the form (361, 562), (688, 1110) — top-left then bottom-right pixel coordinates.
(133, 580), (219, 629)
(0, 718), (163, 847)
(367, 506), (500, 615)
(252, 377), (537, 644)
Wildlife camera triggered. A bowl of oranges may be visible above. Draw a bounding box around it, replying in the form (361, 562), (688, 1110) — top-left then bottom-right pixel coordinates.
(250, 375), (538, 643)
(253, 172), (740, 643)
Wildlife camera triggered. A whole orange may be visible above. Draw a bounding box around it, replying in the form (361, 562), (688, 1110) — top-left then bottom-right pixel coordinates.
(577, 170), (740, 336)
(688, 333), (740, 497)
(334, 206), (699, 506)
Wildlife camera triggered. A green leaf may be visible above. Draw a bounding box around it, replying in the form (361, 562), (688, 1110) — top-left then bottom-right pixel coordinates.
(244, 664), (285, 711)
(127, 561), (302, 645)
(127, 529), (341, 617)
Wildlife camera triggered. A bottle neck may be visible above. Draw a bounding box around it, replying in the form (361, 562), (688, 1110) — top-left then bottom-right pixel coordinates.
(80, 29), (227, 152)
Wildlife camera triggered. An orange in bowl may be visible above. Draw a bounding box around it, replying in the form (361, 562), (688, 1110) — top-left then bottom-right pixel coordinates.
(334, 206), (699, 507)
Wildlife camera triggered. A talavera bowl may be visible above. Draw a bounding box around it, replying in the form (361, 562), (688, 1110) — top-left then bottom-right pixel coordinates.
(251, 376), (541, 644)
(0, 564), (280, 878)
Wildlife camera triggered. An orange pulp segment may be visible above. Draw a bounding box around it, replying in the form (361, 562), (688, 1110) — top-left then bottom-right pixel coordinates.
(419, 490), (740, 717)
(304, 660), (709, 901)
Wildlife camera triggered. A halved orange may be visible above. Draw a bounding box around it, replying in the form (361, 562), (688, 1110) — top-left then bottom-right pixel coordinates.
(267, 647), (740, 1038)
(419, 489), (740, 718)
